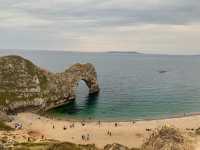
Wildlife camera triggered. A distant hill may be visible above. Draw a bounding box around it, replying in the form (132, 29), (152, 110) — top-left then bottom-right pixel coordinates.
(107, 51), (142, 54)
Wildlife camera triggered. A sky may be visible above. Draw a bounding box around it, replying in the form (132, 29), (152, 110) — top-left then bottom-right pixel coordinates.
(0, 0), (200, 54)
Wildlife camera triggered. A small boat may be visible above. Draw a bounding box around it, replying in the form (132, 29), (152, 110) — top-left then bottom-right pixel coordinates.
(158, 70), (167, 74)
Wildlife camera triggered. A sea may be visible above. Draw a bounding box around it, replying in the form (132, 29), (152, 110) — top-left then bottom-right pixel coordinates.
(1, 50), (200, 121)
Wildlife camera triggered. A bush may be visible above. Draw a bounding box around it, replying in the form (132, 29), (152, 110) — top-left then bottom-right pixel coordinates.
(141, 125), (194, 150)
(0, 121), (13, 131)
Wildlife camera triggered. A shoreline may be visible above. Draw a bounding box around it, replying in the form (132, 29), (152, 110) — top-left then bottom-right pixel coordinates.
(42, 111), (200, 123)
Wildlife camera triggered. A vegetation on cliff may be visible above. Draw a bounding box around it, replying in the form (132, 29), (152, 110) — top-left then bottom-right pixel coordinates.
(11, 142), (99, 150)
(2, 141), (141, 150)
(0, 121), (13, 131)
(0, 55), (47, 105)
(141, 126), (194, 150)
(0, 55), (99, 112)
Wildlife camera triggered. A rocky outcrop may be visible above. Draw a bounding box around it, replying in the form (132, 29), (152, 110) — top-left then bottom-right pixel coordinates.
(141, 126), (194, 150)
(0, 140), (136, 150)
(0, 55), (100, 113)
(104, 143), (131, 150)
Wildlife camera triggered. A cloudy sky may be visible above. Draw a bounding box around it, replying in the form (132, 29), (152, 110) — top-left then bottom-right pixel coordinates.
(0, 0), (200, 54)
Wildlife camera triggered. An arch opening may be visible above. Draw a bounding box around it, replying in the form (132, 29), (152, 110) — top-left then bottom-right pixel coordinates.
(72, 78), (99, 99)
(65, 63), (100, 102)
(76, 80), (89, 98)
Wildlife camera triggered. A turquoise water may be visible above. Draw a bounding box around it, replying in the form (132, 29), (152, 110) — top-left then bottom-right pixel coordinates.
(1, 51), (200, 121)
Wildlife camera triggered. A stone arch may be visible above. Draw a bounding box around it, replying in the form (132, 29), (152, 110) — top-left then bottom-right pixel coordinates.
(65, 63), (100, 100)
(0, 55), (100, 112)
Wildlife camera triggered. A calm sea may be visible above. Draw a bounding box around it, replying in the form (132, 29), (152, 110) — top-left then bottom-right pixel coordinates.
(1, 50), (200, 121)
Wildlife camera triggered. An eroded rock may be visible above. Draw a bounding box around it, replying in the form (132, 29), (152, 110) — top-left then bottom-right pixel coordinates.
(104, 143), (131, 150)
(0, 55), (100, 113)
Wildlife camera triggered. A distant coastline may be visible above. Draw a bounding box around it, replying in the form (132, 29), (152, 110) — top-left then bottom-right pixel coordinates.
(107, 51), (142, 54)
(0, 49), (142, 54)
(0, 49), (200, 56)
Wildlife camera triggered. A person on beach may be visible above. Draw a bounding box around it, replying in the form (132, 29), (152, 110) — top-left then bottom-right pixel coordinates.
(98, 120), (101, 127)
(132, 121), (136, 125)
(63, 126), (67, 130)
(15, 123), (22, 130)
(146, 128), (151, 132)
(108, 131), (111, 136)
(81, 135), (83, 140)
(115, 123), (118, 127)
(28, 137), (31, 142)
(86, 134), (90, 141)
(81, 135), (85, 141)
(107, 131), (112, 136)
(70, 123), (75, 128)
(81, 121), (85, 126)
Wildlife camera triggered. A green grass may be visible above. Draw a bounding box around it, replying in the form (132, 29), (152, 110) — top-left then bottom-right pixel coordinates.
(13, 143), (50, 150)
(13, 142), (99, 150)
(12, 142), (141, 150)
(0, 121), (13, 131)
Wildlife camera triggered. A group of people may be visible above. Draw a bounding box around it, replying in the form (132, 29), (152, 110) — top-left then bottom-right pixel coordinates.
(81, 133), (90, 141)
(51, 120), (129, 131)
(107, 131), (112, 136)
(15, 123), (22, 130)
(50, 120), (139, 142)
(81, 121), (86, 126)
(69, 123), (75, 128)
(52, 122), (75, 130)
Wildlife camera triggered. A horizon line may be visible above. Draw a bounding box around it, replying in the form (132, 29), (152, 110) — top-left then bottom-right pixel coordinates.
(0, 48), (200, 56)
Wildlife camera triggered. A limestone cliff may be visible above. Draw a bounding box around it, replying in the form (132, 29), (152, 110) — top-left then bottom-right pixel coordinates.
(0, 55), (100, 113)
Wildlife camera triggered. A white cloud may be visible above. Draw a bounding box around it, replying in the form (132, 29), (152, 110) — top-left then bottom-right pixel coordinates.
(0, 0), (200, 54)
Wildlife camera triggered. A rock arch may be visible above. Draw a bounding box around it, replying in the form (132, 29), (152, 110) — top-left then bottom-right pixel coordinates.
(0, 55), (100, 112)
(65, 63), (100, 100)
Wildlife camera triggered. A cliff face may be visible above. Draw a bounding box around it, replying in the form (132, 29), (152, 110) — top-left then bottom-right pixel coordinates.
(0, 55), (99, 113)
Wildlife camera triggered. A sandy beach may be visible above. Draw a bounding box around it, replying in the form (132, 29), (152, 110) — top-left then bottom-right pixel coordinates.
(4, 112), (200, 149)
